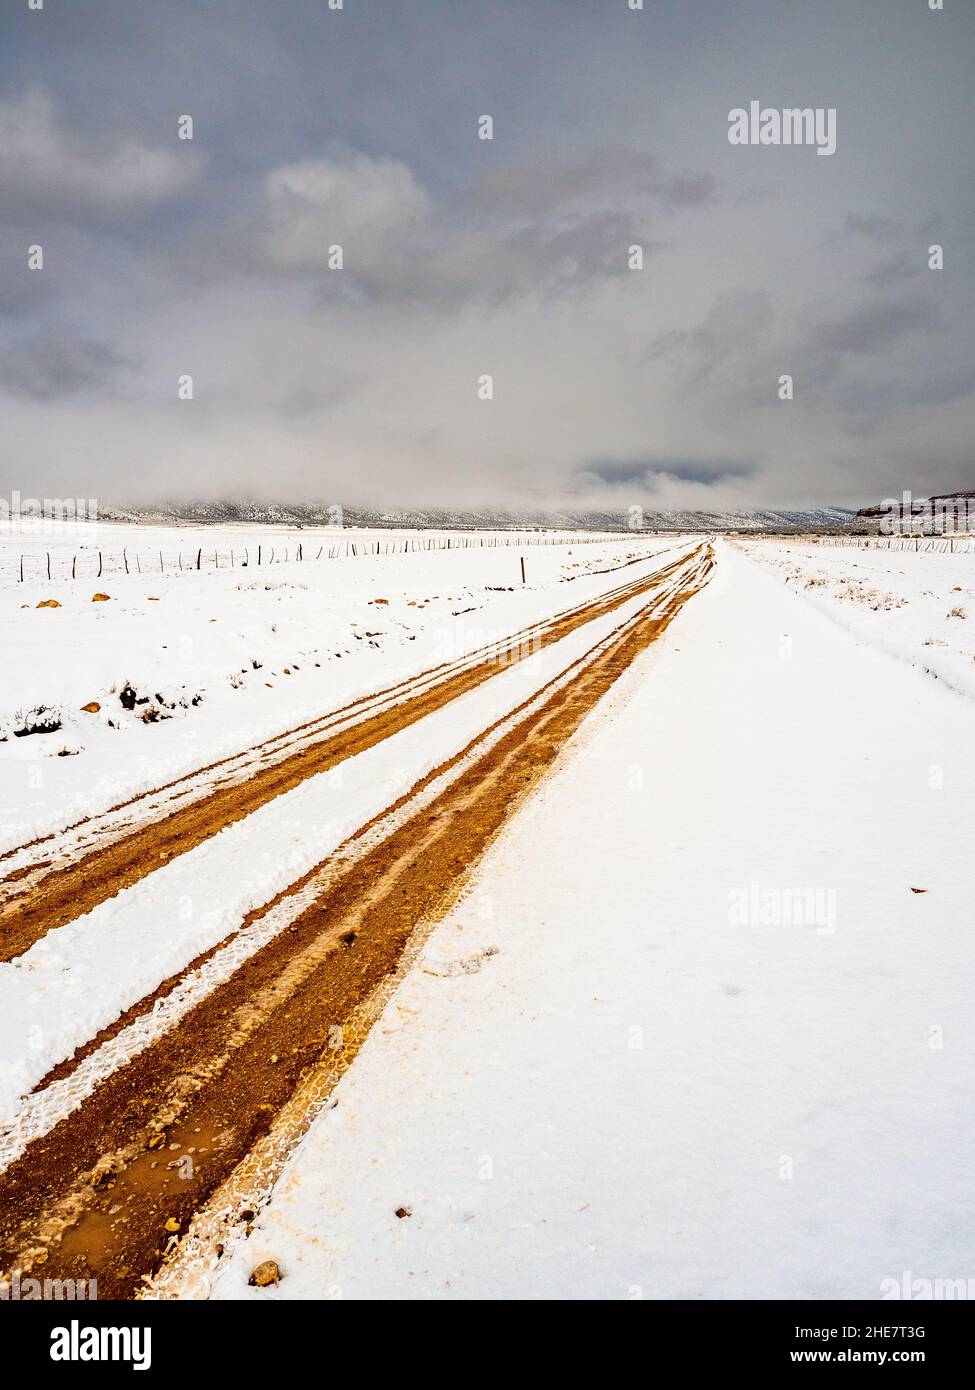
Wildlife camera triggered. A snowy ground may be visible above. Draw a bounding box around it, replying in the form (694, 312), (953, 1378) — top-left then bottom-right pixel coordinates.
(5, 527), (973, 1301)
(736, 537), (975, 702)
(208, 539), (975, 1301)
(0, 517), (635, 584)
(0, 520), (680, 848)
(0, 569), (697, 1136)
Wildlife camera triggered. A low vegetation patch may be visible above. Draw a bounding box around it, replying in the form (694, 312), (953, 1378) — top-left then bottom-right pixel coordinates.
(12, 704), (63, 738)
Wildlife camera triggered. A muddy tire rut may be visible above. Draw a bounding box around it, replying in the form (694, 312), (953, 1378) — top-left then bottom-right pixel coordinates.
(0, 548), (692, 963)
(0, 546), (711, 1298)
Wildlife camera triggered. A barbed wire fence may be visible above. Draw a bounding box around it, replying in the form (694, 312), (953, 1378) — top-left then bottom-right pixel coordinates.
(809, 535), (975, 554)
(3, 528), (656, 585)
(745, 534), (975, 555)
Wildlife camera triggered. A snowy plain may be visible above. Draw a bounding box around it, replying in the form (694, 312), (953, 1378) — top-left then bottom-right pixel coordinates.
(4, 524), (974, 1301)
(0, 534), (698, 1138)
(208, 539), (975, 1301)
(737, 536), (975, 702)
(0, 519), (680, 849)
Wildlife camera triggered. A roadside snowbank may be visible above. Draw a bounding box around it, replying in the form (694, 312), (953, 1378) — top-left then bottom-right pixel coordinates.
(737, 538), (975, 702)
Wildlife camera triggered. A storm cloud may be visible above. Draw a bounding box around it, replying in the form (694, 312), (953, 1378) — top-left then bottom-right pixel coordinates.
(1, 0), (972, 513)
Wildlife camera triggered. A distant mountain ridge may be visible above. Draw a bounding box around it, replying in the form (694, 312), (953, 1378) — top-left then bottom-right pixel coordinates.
(101, 500), (857, 534)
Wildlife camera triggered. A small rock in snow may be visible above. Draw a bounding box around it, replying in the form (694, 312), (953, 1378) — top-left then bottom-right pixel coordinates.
(249, 1260), (281, 1287)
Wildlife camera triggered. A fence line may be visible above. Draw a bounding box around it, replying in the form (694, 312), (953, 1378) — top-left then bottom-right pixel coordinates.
(802, 535), (975, 555)
(5, 529), (648, 585)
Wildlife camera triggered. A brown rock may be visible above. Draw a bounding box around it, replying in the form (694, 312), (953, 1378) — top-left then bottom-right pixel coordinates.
(249, 1260), (281, 1288)
(91, 593), (111, 602)
(80, 701), (101, 714)
(36, 599), (61, 609)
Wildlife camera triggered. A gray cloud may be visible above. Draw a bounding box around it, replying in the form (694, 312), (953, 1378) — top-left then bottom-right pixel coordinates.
(0, 333), (132, 400)
(865, 253), (922, 291)
(808, 298), (940, 356)
(0, 0), (973, 512)
(584, 459), (756, 486)
(251, 146), (684, 305)
(647, 290), (775, 394)
(0, 88), (205, 218)
(843, 214), (903, 244)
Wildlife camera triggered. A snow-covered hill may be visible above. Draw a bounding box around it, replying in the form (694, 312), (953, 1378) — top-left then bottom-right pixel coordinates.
(101, 499), (856, 534)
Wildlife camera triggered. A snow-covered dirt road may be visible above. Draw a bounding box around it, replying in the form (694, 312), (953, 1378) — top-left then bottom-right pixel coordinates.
(0, 548), (692, 964)
(3, 531), (973, 1303)
(197, 539), (975, 1301)
(0, 539), (710, 1297)
(0, 523), (684, 848)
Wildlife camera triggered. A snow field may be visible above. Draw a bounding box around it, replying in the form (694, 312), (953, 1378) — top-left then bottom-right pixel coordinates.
(0, 523), (683, 849)
(209, 541), (975, 1300)
(0, 548), (698, 1138)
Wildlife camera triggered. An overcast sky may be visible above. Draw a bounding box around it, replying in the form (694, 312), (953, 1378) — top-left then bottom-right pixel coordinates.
(1, 0), (973, 513)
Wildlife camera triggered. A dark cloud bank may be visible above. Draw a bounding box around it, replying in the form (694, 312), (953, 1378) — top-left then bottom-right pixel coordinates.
(1, 0), (973, 514)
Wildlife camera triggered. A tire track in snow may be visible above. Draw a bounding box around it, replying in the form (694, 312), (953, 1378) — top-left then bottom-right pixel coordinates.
(0, 546), (692, 962)
(0, 547), (712, 1299)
